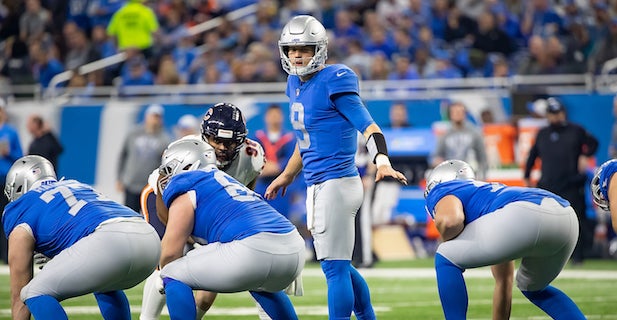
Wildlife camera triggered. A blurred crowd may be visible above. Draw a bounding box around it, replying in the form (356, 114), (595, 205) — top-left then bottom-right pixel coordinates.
(2, 0), (617, 91)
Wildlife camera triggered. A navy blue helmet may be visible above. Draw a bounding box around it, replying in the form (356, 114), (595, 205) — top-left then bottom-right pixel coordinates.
(201, 102), (247, 167)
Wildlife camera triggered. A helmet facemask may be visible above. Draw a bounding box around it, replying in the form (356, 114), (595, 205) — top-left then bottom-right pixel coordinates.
(591, 169), (610, 211)
(278, 15), (328, 77)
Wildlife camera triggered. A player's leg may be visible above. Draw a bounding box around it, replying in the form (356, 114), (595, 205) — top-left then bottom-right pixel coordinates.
(23, 295), (68, 319)
(490, 261), (514, 320)
(250, 291), (298, 320)
(94, 291), (131, 320)
(434, 201), (545, 319)
(516, 199), (585, 319)
(162, 231), (304, 319)
(434, 252), (468, 320)
(21, 219), (160, 319)
(140, 269), (167, 320)
(310, 176), (372, 320)
(194, 290), (217, 319)
(349, 266), (375, 320)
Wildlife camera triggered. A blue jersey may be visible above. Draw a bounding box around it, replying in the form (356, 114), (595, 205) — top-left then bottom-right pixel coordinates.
(598, 159), (617, 200)
(2, 180), (141, 258)
(285, 64), (374, 185)
(162, 165), (296, 244)
(425, 180), (569, 224)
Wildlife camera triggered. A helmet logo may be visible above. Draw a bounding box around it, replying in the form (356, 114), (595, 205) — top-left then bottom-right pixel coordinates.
(217, 129), (234, 139)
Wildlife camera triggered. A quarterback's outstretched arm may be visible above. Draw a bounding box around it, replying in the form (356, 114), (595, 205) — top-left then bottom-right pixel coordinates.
(264, 143), (303, 200)
(363, 123), (407, 185)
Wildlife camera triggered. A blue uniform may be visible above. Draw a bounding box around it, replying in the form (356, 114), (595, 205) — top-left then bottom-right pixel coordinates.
(286, 64), (374, 186)
(425, 179), (569, 223)
(3, 179), (160, 320)
(598, 159), (617, 201)
(163, 166), (295, 244)
(160, 165), (305, 320)
(429, 179), (584, 320)
(3, 179), (141, 258)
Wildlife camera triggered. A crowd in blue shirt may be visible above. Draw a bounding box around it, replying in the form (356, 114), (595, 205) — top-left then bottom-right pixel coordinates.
(1, 0), (617, 90)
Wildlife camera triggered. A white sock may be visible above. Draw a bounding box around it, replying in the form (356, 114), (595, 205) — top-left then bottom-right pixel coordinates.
(139, 270), (166, 320)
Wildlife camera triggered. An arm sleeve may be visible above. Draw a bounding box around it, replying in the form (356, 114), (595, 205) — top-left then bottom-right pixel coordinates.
(332, 92), (374, 133)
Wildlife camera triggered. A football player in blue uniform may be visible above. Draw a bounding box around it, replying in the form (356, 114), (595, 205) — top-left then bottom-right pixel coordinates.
(156, 139), (305, 320)
(591, 159), (617, 233)
(3, 155), (160, 320)
(425, 159), (586, 320)
(265, 15), (407, 320)
(139, 103), (270, 320)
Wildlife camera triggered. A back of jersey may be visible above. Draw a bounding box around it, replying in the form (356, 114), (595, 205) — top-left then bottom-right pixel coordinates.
(163, 166), (295, 244)
(2, 180), (141, 257)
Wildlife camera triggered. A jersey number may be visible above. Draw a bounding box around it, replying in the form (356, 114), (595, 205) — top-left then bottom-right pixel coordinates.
(40, 184), (110, 216)
(213, 170), (261, 202)
(291, 102), (310, 149)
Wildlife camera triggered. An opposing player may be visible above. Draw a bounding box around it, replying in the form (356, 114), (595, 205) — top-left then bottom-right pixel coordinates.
(157, 139), (305, 320)
(591, 159), (617, 232)
(139, 102), (268, 320)
(265, 15), (407, 320)
(3, 155), (160, 320)
(425, 159), (585, 320)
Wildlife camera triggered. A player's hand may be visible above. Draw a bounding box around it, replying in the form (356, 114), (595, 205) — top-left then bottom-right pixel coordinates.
(264, 174), (294, 200)
(33, 252), (50, 270)
(156, 276), (165, 295)
(375, 165), (407, 185)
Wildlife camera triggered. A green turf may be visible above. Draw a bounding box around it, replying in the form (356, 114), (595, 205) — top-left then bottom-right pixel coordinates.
(1, 259), (617, 319)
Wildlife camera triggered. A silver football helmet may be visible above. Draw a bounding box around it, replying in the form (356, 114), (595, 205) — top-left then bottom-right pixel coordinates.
(158, 139), (216, 192)
(5, 155), (57, 202)
(591, 161), (613, 211)
(424, 160), (475, 198)
(278, 15), (328, 76)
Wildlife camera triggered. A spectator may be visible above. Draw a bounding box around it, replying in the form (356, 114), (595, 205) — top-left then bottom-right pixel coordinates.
(155, 55), (181, 85)
(523, 97), (599, 265)
(588, 18), (617, 74)
(26, 114), (64, 169)
(609, 96), (617, 159)
(520, 0), (564, 38)
(253, 104), (303, 230)
(88, 0), (126, 28)
(120, 55), (155, 87)
(19, 0), (50, 44)
(173, 114), (199, 139)
(517, 35), (559, 75)
(0, 98), (23, 264)
(116, 103), (171, 212)
(106, 0), (159, 58)
(64, 26), (101, 71)
(472, 10), (517, 57)
(432, 101), (488, 179)
(28, 41), (65, 88)
(388, 54), (420, 80)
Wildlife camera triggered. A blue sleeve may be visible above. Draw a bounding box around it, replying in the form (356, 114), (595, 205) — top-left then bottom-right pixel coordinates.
(333, 93), (375, 134)
(162, 173), (194, 208)
(327, 66), (359, 97)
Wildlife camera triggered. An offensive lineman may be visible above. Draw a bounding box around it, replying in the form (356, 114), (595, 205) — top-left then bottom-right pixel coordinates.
(425, 159), (585, 320)
(3, 155), (160, 320)
(157, 139), (305, 320)
(139, 102), (269, 320)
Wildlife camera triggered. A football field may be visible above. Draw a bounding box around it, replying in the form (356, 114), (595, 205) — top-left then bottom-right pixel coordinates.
(1, 259), (617, 319)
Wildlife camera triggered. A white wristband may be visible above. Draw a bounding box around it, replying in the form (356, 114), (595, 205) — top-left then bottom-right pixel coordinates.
(375, 154), (392, 168)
